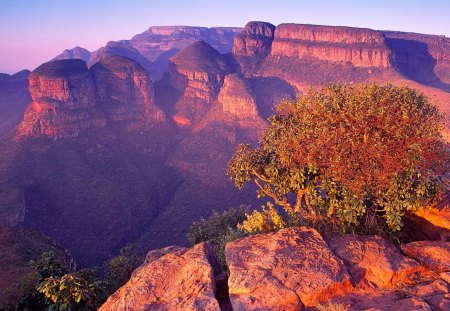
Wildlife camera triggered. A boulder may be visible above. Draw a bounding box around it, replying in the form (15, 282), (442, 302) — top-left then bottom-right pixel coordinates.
(401, 241), (450, 272)
(99, 242), (221, 311)
(225, 227), (352, 310)
(327, 235), (422, 288)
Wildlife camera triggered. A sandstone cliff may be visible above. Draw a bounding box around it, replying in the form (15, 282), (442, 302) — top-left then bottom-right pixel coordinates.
(217, 74), (258, 117)
(101, 227), (450, 310)
(232, 21), (275, 57)
(163, 41), (230, 126)
(91, 55), (164, 124)
(16, 59), (104, 138)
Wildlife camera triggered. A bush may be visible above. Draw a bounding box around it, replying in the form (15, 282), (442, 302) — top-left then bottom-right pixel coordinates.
(228, 84), (448, 234)
(187, 206), (248, 269)
(238, 202), (286, 234)
(105, 244), (145, 293)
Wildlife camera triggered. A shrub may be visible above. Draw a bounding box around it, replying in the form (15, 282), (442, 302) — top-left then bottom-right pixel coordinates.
(187, 206), (248, 269)
(238, 202), (286, 234)
(228, 84), (448, 234)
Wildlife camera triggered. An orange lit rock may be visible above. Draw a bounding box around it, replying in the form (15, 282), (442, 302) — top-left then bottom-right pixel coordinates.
(99, 243), (221, 311)
(232, 21), (275, 56)
(225, 227), (352, 310)
(271, 24), (392, 68)
(401, 241), (450, 272)
(327, 235), (422, 288)
(217, 74), (258, 117)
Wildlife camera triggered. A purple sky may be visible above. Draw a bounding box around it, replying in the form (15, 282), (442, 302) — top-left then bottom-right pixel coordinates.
(1, 0), (449, 74)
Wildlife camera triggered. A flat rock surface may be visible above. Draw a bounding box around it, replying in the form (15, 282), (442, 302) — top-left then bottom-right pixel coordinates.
(327, 235), (422, 288)
(225, 227), (352, 310)
(401, 241), (450, 272)
(99, 242), (221, 311)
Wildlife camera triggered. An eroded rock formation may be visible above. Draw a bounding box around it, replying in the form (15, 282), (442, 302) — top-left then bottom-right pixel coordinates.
(101, 227), (450, 311)
(99, 243), (222, 311)
(16, 59), (104, 138)
(217, 74), (258, 117)
(232, 21), (275, 56)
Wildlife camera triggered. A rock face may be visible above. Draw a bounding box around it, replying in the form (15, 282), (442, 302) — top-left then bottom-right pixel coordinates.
(91, 55), (164, 123)
(16, 59), (103, 138)
(401, 241), (450, 271)
(232, 21), (276, 56)
(52, 46), (91, 62)
(327, 235), (422, 288)
(99, 243), (221, 311)
(217, 74), (258, 117)
(225, 227), (352, 309)
(270, 24), (392, 67)
(164, 41), (230, 125)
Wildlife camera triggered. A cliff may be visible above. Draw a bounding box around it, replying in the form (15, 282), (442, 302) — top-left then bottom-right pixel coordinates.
(232, 21), (275, 57)
(271, 24), (392, 68)
(16, 59), (103, 138)
(163, 41), (230, 125)
(217, 73), (258, 117)
(101, 227), (450, 310)
(91, 55), (164, 124)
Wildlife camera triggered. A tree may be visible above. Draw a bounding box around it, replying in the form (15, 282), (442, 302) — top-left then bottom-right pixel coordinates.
(228, 84), (448, 233)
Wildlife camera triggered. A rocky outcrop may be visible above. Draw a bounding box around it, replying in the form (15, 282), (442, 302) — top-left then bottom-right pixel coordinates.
(99, 243), (222, 311)
(232, 21), (275, 56)
(217, 74), (258, 117)
(16, 59), (104, 138)
(99, 225), (450, 311)
(52, 46), (91, 62)
(91, 55), (164, 123)
(225, 227), (352, 309)
(164, 41), (230, 125)
(401, 241), (450, 271)
(271, 24), (393, 68)
(328, 235), (422, 288)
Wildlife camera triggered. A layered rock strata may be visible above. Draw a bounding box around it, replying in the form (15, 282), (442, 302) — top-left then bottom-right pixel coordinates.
(16, 59), (104, 138)
(270, 24), (392, 68)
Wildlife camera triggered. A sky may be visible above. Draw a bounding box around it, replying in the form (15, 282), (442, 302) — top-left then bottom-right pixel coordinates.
(1, 0), (450, 74)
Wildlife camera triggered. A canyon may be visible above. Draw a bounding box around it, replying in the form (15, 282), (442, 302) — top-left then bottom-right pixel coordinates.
(0, 20), (449, 273)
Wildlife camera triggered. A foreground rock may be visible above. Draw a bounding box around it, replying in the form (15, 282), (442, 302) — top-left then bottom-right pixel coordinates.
(99, 243), (221, 311)
(328, 235), (422, 288)
(225, 227), (352, 310)
(401, 241), (450, 272)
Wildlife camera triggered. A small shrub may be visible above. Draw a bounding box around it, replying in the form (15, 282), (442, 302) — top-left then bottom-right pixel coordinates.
(187, 206), (248, 269)
(238, 202), (286, 235)
(316, 302), (349, 311)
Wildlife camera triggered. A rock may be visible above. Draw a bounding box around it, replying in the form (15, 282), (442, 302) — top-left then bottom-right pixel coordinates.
(271, 24), (392, 68)
(91, 55), (165, 123)
(407, 195), (450, 241)
(225, 227), (352, 310)
(232, 21), (276, 56)
(401, 241), (450, 272)
(217, 74), (258, 117)
(165, 41), (230, 125)
(52, 46), (91, 62)
(99, 242), (221, 311)
(16, 59), (104, 138)
(327, 235), (422, 288)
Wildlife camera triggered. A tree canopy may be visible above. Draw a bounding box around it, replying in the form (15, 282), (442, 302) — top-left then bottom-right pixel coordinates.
(228, 83), (448, 232)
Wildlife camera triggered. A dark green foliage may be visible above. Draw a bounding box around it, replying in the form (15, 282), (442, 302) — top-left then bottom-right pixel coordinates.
(35, 251), (69, 281)
(105, 245), (145, 293)
(187, 206), (248, 268)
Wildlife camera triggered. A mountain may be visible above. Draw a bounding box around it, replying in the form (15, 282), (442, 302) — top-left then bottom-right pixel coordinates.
(52, 46), (91, 62)
(0, 21), (449, 268)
